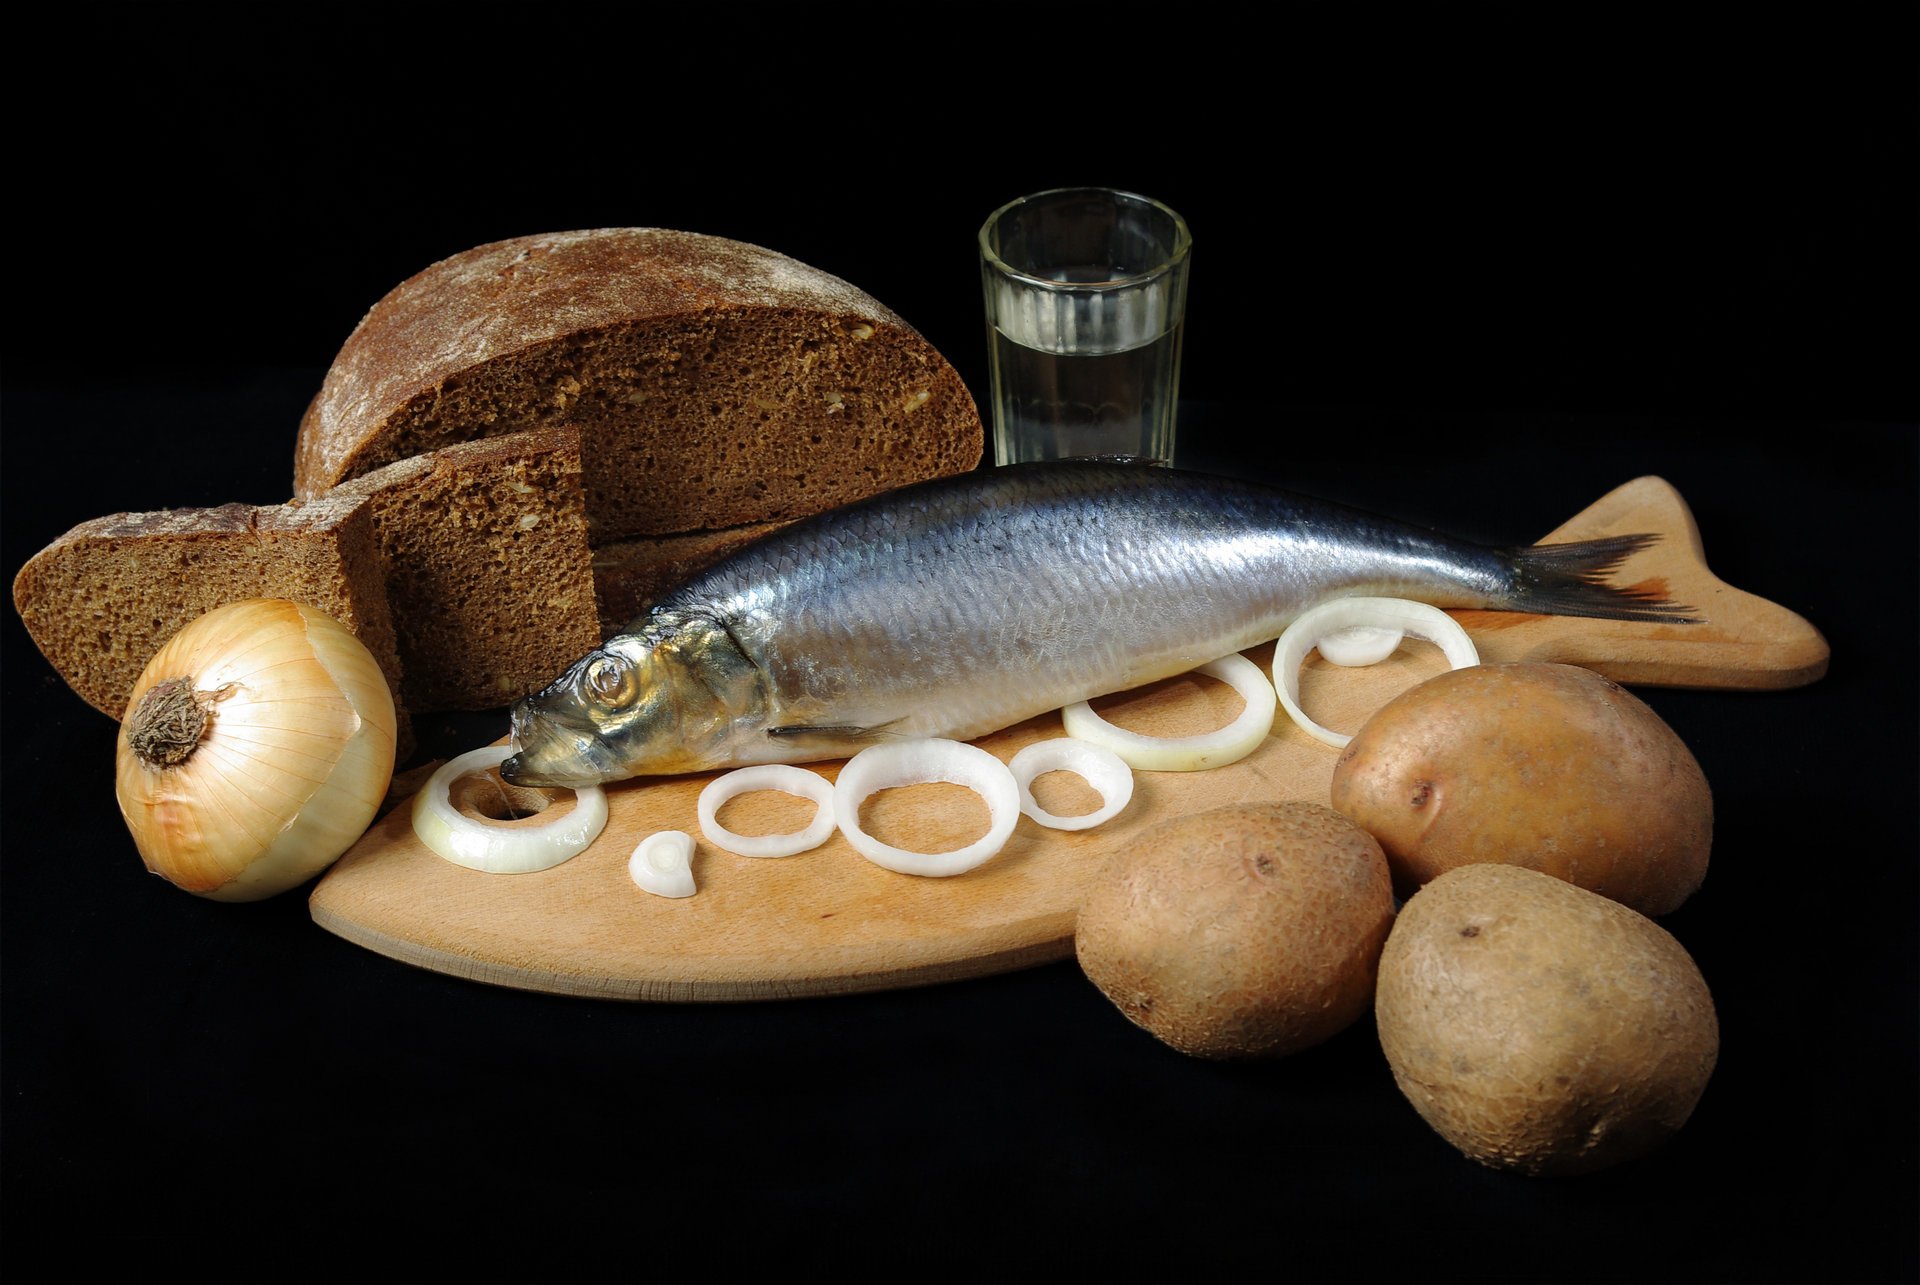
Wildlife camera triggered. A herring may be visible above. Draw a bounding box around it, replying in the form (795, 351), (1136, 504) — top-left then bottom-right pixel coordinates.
(501, 461), (1693, 788)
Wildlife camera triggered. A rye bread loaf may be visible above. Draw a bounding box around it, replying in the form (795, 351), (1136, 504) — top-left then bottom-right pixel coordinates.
(292, 228), (983, 539)
(332, 428), (599, 711)
(12, 494), (404, 723)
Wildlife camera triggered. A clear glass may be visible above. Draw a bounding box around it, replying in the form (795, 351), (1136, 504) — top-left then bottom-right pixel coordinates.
(979, 187), (1192, 466)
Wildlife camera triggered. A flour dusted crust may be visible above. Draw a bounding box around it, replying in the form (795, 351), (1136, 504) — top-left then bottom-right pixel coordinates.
(294, 228), (983, 539)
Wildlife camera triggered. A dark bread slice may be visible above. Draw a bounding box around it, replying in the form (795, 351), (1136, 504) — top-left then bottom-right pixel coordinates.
(13, 430), (597, 742)
(335, 428), (598, 710)
(12, 494), (405, 724)
(293, 228), (983, 540)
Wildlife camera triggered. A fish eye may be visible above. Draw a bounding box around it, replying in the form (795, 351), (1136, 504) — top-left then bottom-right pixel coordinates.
(581, 654), (638, 708)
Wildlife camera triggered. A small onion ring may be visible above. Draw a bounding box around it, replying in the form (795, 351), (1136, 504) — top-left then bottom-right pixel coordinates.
(412, 745), (608, 874)
(1061, 653), (1278, 772)
(1316, 625), (1404, 667)
(629, 830), (697, 899)
(1008, 739), (1134, 831)
(833, 739), (1019, 877)
(697, 765), (836, 858)
(1273, 597), (1480, 748)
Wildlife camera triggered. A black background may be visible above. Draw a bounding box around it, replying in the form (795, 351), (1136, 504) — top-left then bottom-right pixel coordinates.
(3, 6), (1915, 1283)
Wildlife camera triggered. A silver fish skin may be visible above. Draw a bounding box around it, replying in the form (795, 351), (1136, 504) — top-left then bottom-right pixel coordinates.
(502, 461), (1686, 787)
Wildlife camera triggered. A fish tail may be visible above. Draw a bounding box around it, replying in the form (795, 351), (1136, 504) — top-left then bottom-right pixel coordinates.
(1503, 535), (1700, 624)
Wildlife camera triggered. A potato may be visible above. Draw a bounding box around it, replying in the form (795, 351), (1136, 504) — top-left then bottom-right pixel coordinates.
(1375, 864), (1718, 1175)
(1074, 802), (1394, 1060)
(1330, 662), (1711, 915)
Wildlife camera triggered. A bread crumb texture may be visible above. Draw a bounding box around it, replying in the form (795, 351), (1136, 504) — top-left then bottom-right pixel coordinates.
(295, 229), (982, 537)
(333, 428), (600, 710)
(12, 498), (402, 721)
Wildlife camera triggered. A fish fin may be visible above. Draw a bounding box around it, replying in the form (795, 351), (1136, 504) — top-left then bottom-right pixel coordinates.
(1505, 535), (1701, 624)
(765, 720), (908, 745)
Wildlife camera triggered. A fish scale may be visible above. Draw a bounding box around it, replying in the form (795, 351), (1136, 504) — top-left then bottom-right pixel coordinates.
(501, 461), (1690, 787)
(703, 470), (1306, 736)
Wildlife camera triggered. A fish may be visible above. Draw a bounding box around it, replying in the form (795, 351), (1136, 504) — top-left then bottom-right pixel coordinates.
(500, 460), (1693, 788)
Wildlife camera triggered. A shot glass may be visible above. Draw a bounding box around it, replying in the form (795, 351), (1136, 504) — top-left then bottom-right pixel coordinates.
(979, 187), (1191, 466)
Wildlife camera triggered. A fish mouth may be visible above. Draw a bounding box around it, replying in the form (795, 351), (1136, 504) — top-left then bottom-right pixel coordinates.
(500, 703), (618, 789)
(498, 751), (596, 790)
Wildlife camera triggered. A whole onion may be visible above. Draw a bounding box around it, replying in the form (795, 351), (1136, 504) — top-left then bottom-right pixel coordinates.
(114, 599), (397, 901)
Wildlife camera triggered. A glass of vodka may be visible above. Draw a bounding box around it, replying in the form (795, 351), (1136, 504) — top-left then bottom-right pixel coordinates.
(979, 188), (1191, 466)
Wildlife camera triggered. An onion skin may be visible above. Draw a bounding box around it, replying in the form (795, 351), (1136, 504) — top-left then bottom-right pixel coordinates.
(114, 599), (397, 901)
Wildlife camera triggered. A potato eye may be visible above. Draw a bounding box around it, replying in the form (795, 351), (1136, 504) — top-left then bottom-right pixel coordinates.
(582, 655), (636, 707)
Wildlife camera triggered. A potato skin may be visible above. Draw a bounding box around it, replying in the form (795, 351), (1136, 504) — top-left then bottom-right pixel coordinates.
(1330, 662), (1711, 915)
(1074, 802), (1394, 1060)
(1375, 864), (1718, 1175)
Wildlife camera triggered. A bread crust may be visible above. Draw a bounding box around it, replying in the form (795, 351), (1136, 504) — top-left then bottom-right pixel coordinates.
(294, 229), (982, 537)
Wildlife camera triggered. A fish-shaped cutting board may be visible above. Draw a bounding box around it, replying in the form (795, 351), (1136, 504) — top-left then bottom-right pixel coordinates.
(309, 477), (1827, 1000)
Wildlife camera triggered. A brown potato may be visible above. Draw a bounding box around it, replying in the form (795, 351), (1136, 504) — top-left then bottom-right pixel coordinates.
(1330, 662), (1711, 915)
(1074, 802), (1394, 1060)
(1376, 864), (1719, 1175)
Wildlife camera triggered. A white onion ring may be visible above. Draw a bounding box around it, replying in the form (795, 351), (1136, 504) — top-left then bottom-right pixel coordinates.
(1317, 625), (1405, 667)
(1273, 597), (1480, 748)
(1061, 653), (1277, 772)
(412, 745), (608, 874)
(1008, 739), (1134, 831)
(833, 739), (1019, 877)
(697, 765), (836, 858)
(629, 830), (696, 899)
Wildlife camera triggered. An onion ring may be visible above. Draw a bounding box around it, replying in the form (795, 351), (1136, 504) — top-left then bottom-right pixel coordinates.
(1273, 597), (1480, 748)
(1061, 653), (1277, 772)
(629, 830), (697, 899)
(412, 745), (608, 874)
(697, 765), (837, 858)
(1316, 625), (1405, 667)
(1008, 739), (1134, 831)
(833, 739), (1019, 877)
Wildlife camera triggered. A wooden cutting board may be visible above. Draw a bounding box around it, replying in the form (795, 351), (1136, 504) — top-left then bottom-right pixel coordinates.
(309, 477), (1827, 1001)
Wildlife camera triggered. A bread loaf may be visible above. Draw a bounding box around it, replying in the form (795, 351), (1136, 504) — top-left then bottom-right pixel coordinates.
(17, 230), (981, 737)
(293, 229), (983, 539)
(12, 494), (403, 722)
